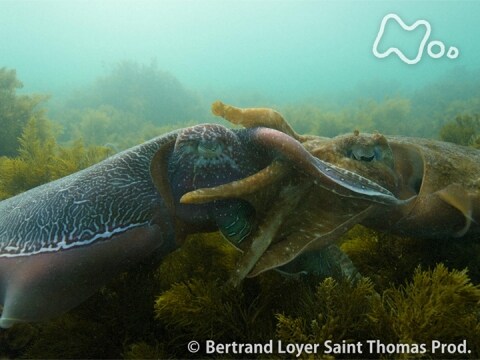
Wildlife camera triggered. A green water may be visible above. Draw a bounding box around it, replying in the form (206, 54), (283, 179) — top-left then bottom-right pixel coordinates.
(1, 0), (479, 101)
(0, 2), (479, 359)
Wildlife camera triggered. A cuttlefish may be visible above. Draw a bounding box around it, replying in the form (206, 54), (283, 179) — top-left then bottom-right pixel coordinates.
(181, 101), (480, 282)
(0, 118), (401, 327)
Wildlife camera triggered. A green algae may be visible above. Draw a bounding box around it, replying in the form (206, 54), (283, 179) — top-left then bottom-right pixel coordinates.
(276, 265), (480, 359)
(0, 67), (49, 157)
(439, 114), (480, 149)
(1, 218), (479, 359)
(341, 225), (480, 290)
(0, 69), (479, 359)
(276, 277), (377, 350)
(369, 265), (480, 359)
(156, 232), (239, 290)
(124, 341), (167, 359)
(0, 117), (112, 200)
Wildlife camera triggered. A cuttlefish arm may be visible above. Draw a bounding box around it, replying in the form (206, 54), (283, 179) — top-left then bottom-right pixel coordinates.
(251, 127), (409, 205)
(181, 127), (408, 206)
(248, 206), (374, 278)
(0, 131), (180, 328)
(228, 181), (374, 284)
(211, 100), (303, 141)
(209, 101), (408, 206)
(228, 184), (307, 287)
(180, 160), (288, 204)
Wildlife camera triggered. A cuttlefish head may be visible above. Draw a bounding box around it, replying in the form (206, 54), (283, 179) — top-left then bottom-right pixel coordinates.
(151, 123), (305, 244)
(179, 128), (410, 209)
(203, 101), (410, 205)
(168, 124), (247, 205)
(173, 103), (419, 281)
(151, 123), (408, 246)
(306, 131), (399, 193)
(164, 124), (266, 242)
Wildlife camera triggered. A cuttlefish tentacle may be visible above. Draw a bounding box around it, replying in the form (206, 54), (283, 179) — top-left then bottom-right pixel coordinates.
(182, 126), (408, 206)
(180, 160), (288, 204)
(211, 100), (305, 141)
(156, 124), (270, 247)
(163, 124), (404, 248)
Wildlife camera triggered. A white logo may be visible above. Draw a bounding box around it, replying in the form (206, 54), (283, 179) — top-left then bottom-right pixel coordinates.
(373, 13), (459, 64)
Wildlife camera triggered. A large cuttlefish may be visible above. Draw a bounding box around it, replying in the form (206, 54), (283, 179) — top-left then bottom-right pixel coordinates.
(0, 116), (400, 327)
(181, 101), (480, 283)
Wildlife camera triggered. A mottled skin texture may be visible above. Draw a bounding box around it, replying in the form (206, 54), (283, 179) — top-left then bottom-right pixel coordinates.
(161, 123), (402, 247)
(367, 136), (480, 238)
(0, 121), (397, 327)
(0, 134), (177, 257)
(0, 126), (253, 327)
(162, 124), (379, 282)
(183, 102), (480, 279)
(0, 131), (179, 327)
(166, 124), (267, 243)
(4, 100), (473, 324)
(306, 132), (480, 239)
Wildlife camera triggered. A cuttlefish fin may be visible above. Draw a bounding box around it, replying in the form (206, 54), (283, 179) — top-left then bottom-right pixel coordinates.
(248, 206), (374, 278)
(0, 224), (164, 328)
(437, 184), (476, 237)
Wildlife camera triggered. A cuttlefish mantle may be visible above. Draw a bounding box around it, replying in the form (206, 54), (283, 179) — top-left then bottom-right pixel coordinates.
(0, 131), (179, 328)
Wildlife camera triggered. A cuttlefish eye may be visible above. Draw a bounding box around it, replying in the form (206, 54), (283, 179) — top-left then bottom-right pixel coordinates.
(174, 124), (240, 157)
(197, 140), (223, 157)
(348, 145), (382, 162)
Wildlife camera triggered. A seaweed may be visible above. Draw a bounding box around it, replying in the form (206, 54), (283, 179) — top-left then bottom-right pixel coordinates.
(276, 265), (480, 359)
(155, 232), (239, 290)
(276, 277), (376, 360)
(62, 104), (194, 150)
(72, 61), (205, 125)
(281, 97), (412, 137)
(1, 228), (479, 359)
(0, 323), (38, 358)
(20, 315), (115, 359)
(370, 264), (480, 359)
(439, 114), (480, 149)
(52, 61), (208, 150)
(1, 68), (480, 358)
(152, 233), (316, 358)
(124, 341), (167, 359)
(0, 252), (166, 359)
(340, 225), (480, 290)
(340, 226), (427, 290)
(0, 117), (112, 199)
(0, 67), (49, 157)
